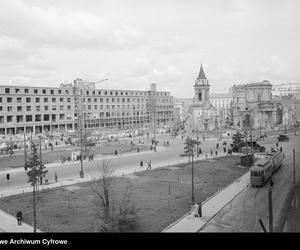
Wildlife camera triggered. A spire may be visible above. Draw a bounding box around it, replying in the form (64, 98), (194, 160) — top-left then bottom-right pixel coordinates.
(197, 64), (207, 80)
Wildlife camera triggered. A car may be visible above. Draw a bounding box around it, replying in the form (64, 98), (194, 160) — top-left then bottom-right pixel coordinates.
(278, 134), (289, 142)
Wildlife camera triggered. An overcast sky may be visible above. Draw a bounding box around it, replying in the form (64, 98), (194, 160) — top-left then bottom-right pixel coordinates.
(0, 0), (299, 98)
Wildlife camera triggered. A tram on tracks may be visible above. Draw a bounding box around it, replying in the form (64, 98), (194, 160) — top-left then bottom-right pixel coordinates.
(250, 150), (284, 187)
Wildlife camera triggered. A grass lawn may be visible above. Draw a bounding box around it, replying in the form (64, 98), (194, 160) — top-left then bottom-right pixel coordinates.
(0, 156), (248, 232)
(0, 141), (149, 170)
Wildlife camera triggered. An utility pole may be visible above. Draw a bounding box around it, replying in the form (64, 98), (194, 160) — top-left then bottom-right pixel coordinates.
(268, 186), (273, 233)
(293, 149), (296, 184)
(33, 178), (37, 233)
(24, 133), (27, 169)
(191, 148), (194, 204)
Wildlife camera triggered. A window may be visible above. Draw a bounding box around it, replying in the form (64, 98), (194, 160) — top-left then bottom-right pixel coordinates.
(0, 116), (4, 124)
(60, 106), (64, 111)
(94, 105), (98, 110)
(36, 106), (40, 111)
(26, 97), (31, 103)
(44, 98), (48, 103)
(15, 88), (20, 93)
(5, 88), (10, 94)
(7, 97), (12, 103)
(65, 90), (69, 94)
(67, 98), (71, 103)
(34, 89), (38, 94)
(0, 97), (2, 103)
(35, 115), (41, 122)
(7, 106), (13, 112)
(94, 98), (97, 102)
(36, 98), (40, 103)
(17, 106), (22, 112)
(60, 98), (64, 102)
(100, 98), (103, 103)
(50, 89), (54, 94)
(59, 114), (65, 120)
(25, 89), (29, 93)
(42, 89), (46, 94)
(26, 106), (31, 111)
(0, 106), (2, 111)
(67, 105), (71, 111)
(88, 98), (91, 103)
(58, 90), (62, 94)
(52, 106), (57, 111)
(16, 115), (23, 123)
(52, 98), (56, 102)
(43, 114), (49, 121)
(7, 116), (13, 123)
(44, 106), (49, 111)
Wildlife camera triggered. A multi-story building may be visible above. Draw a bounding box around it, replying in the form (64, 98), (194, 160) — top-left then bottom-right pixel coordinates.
(232, 80), (277, 130)
(210, 92), (233, 122)
(0, 81), (174, 136)
(272, 83), (300, 97)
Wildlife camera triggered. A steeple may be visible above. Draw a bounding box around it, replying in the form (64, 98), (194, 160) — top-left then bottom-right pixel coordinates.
(197, 64), (207, 80)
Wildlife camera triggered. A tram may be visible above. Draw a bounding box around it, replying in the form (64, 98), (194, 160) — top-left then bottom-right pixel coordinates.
(250, 150), (284, 187)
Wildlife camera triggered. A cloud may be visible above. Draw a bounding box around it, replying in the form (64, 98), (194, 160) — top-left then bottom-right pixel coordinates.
(149, 65), (182, 84)
(0, 0), (146, 51)
(126, 58), (153, 77)
(151, 36), (194, 54)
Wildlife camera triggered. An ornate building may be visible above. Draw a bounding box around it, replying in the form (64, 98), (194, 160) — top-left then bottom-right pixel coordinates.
(186, 65), (218, 131)
(232, 80), (277, 130)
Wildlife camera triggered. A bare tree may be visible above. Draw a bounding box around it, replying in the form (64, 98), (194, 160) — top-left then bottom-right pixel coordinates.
(91, 160), (138, 232)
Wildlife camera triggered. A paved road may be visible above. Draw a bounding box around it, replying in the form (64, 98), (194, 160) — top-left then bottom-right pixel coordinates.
(0, 134), (226, 195)
(201, 133), (300, 232)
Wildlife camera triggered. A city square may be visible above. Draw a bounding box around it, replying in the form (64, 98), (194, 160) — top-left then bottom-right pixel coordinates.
(0, 0), (300, 240)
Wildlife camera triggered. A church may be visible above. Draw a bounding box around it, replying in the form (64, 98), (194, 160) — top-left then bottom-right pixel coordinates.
(186, 64), (219, 132)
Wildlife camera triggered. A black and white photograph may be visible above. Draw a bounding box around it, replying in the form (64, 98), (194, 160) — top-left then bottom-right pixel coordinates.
(0, 0), (299, 239)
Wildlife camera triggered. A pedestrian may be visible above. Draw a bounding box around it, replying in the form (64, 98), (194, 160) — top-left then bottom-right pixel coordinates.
(147, 160), (152, 170)
(270, 177), (274, 187)
(6, 173), (10, 184)
(215, 150), (218, 156)
(216, 143), (219, 149)
(115, 149), (118, 156)
(199, 148), (202, 154)
(205, 153), (208, 159)
(203, 135), (205, 141)
(223, 147), (227, 153)
(16, 211), (22, 226)
(210, 150), (213, 157)
(276, 142), (279, 148)
(140, 160), (143, 167)
(55, 172), (58, 183)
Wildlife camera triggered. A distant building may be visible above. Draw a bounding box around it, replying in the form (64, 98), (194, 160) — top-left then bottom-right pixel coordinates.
(210, 91), (233, 124)
(272, 83), (300, 97)
(186, 65), (219, 131)
(232, 80), (277, 130)
(0, 81), (174, 136)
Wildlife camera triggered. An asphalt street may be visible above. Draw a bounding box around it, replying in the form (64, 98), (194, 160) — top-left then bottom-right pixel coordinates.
(0, 134), (226, 194)
(201, 132), (300, 232)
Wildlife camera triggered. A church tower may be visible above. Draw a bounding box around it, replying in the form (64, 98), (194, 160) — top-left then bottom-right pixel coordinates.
(194, 64), (210, 106)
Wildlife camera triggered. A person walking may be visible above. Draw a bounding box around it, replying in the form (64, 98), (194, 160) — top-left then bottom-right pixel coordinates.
(216, 143), (219, 150)
(55, 172), (58, 183)
(16, 211), (22, 226)
(215, 150), (218, 156)
(199, 147), (202, 155)
(223, 147), (227, 153)
(147, 160), (152, 170)
(140, 160), (143, 168)
(205, 153), (208, 159)
(276, 142), (279, 148)
(210, 149), (213, 157)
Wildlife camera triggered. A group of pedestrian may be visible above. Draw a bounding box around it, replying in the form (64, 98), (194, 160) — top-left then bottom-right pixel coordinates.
(163, 141), (170, 146)
(139, 160), (152, 170)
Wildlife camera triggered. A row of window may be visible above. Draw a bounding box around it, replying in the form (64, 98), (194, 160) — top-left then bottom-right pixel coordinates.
(0, 114), (70, 124)
(0, 105), (72, 112)
(1, 87), (171, 97)
(0, 97), (71, 103)
(2, 88), (70, 95)
(0, 96), (172, 104)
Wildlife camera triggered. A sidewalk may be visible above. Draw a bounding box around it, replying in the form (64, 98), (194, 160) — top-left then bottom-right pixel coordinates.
(162, 171), (250, 232)
(0, 209), (41, 232)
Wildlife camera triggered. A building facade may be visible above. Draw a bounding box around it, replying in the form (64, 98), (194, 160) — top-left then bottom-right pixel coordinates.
(232, 80), (277, 130)
(272, 83), (300, 97)
(0, 81), (174, 136)
(186, 65), (218, 131)
(210, 91), (233, 124)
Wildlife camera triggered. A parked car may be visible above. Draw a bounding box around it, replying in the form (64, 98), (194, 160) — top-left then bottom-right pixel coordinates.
(278, 134), (289, 142)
